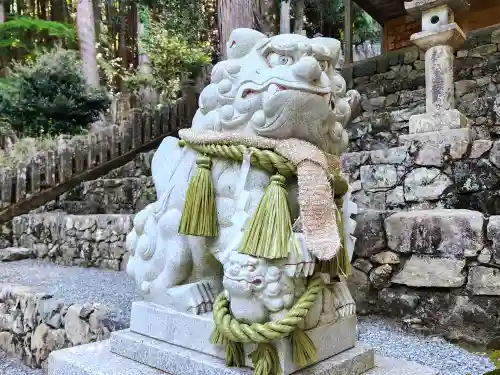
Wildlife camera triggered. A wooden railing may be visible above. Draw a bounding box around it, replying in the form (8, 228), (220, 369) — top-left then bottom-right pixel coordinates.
(0, 65), (212, 225)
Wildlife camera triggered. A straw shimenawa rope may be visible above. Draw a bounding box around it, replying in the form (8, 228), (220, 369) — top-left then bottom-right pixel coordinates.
(179, 129), (344, 261)
(178, 141), (349, 196)
(212, 274), (325, 343)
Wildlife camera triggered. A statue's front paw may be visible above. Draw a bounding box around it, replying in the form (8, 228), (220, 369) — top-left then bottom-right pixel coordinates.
(164, 279), (221, 315)
(287, 233), (315, 278)
(346, 89), (361, 120)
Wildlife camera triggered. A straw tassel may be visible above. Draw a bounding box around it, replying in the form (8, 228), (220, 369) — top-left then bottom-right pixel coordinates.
(178, 155), (218, 237)
(318, 200), (351, 278)
(210, 326), (244, 367)
(238, 174), (293, 259)
(251, 344), (282, 375)
(290, 328), (317, 367)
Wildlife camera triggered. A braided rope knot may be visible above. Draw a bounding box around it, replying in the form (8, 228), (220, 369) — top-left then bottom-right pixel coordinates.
(179, 141), (349, 197)
(213, 274), (325, 344)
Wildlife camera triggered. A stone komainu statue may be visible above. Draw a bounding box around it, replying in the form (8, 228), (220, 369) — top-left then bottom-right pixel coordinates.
(125, 28), (360, 375)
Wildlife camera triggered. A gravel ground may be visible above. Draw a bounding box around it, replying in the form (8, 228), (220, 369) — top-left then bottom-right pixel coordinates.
(358, 315), (495, 375)
(0, 259), (496, 375)
(0, 351), (42, 375)
(0, 259), (140, 323)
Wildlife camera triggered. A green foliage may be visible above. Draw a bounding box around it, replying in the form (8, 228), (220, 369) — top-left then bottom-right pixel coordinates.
(131, 18), (211, 99)
(301, 0), (381, 44)
(485, 351), (500, 374)
(0, 48), (110, 137)
(0, 16), (76, 59)
(468, 351), (500, 375)
(138, 0), (207, 44)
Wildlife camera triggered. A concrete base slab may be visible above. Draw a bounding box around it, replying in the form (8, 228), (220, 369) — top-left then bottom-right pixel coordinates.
(408, 109), (467, 134)
(126, 301), (357, 374)
(48, 339), (437, 375)
(48, 341), (166, 375)
(366, 356), (438, 375)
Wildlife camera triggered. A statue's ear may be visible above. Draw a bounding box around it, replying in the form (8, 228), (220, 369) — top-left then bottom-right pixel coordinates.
(227, 28), (268, 59)
(312, 37), (342, 66)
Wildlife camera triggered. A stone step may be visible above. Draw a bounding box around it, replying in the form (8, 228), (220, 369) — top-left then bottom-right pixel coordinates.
(104, 150), (155, 179)
(57, 177), (156, 215)
(47, 339), (436, 375)
(0, 259), (140, 369)
(12, 213), (133, 270)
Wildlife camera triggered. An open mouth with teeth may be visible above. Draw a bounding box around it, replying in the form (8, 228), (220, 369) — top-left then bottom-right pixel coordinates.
(241, 82), (330, 100)
(225, 276), (264, 286)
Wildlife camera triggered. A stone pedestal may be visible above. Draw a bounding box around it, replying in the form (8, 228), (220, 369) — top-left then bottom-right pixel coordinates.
(47, 300), (439, 375)
(424, 44), (455, 113)
(408, 109), (467, 134)
(49, 302), (436, 375)
(402, 0), (471, 145)
(109, 331), (373, 375)
(115, 301), (357, 375)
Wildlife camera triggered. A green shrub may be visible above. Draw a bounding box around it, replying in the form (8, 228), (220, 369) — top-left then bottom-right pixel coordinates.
(0, 16), (76, 60)
(0, 47), (110, 137)
(486, 351), (500, 374)
(129, 17), (211, 99)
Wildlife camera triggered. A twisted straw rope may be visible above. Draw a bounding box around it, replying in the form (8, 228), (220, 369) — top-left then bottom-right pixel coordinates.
(179, 141), (348, 195)
(213, 274), (325, 344)
(186, 142), (296, 176)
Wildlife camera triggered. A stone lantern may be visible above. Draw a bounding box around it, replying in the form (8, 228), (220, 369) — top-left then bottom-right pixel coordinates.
(401, 0), (471, 145)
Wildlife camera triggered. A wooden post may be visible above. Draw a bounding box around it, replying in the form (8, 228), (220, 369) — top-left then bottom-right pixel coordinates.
(344, 0), (353, 64)
(380, 23), (385, 54)
(280, 0), (291, 34)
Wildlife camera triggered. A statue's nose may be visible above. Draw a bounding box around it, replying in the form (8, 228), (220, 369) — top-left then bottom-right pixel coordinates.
(292, 56), (322, 82)
(229, 264), (241, 276)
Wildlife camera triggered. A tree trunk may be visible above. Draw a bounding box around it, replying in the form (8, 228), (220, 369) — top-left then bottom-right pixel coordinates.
(217, 0), (257, 59)
(117, 0), (128, 92)
(293, 0), (305, 34)
(137, 5), (155, 104)
(16, 0), (23, 15)
(137, 5), (150, 76)
(0, 0), (6, 76)
(61, 0), (68, 23)
(0, 0), (5, 22)
(128, 2), (137, 69)
(76, 0), (100, 88)
(92, 0), (100, 37)
(280, 0), (291, 34)
(256, 0), (279, 36)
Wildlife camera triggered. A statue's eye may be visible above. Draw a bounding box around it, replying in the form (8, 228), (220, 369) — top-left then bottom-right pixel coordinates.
(267, 53), (294, 67)
(318, 61), (328, 71)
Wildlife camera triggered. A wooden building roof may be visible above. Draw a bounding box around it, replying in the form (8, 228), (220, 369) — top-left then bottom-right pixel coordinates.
(355, 0), (492, 26)
(354, 0), (407, 24)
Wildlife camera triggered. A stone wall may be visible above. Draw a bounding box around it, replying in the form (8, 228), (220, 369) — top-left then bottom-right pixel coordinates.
(343, 25), (500, 153)
(0, 150), (155, 252)
(343, 24), (500, 346)
(12, 213), (133, 270)
(342, 139), (500, 214)
(348, 209), (500, 346)
(0, 284), (118, 370)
